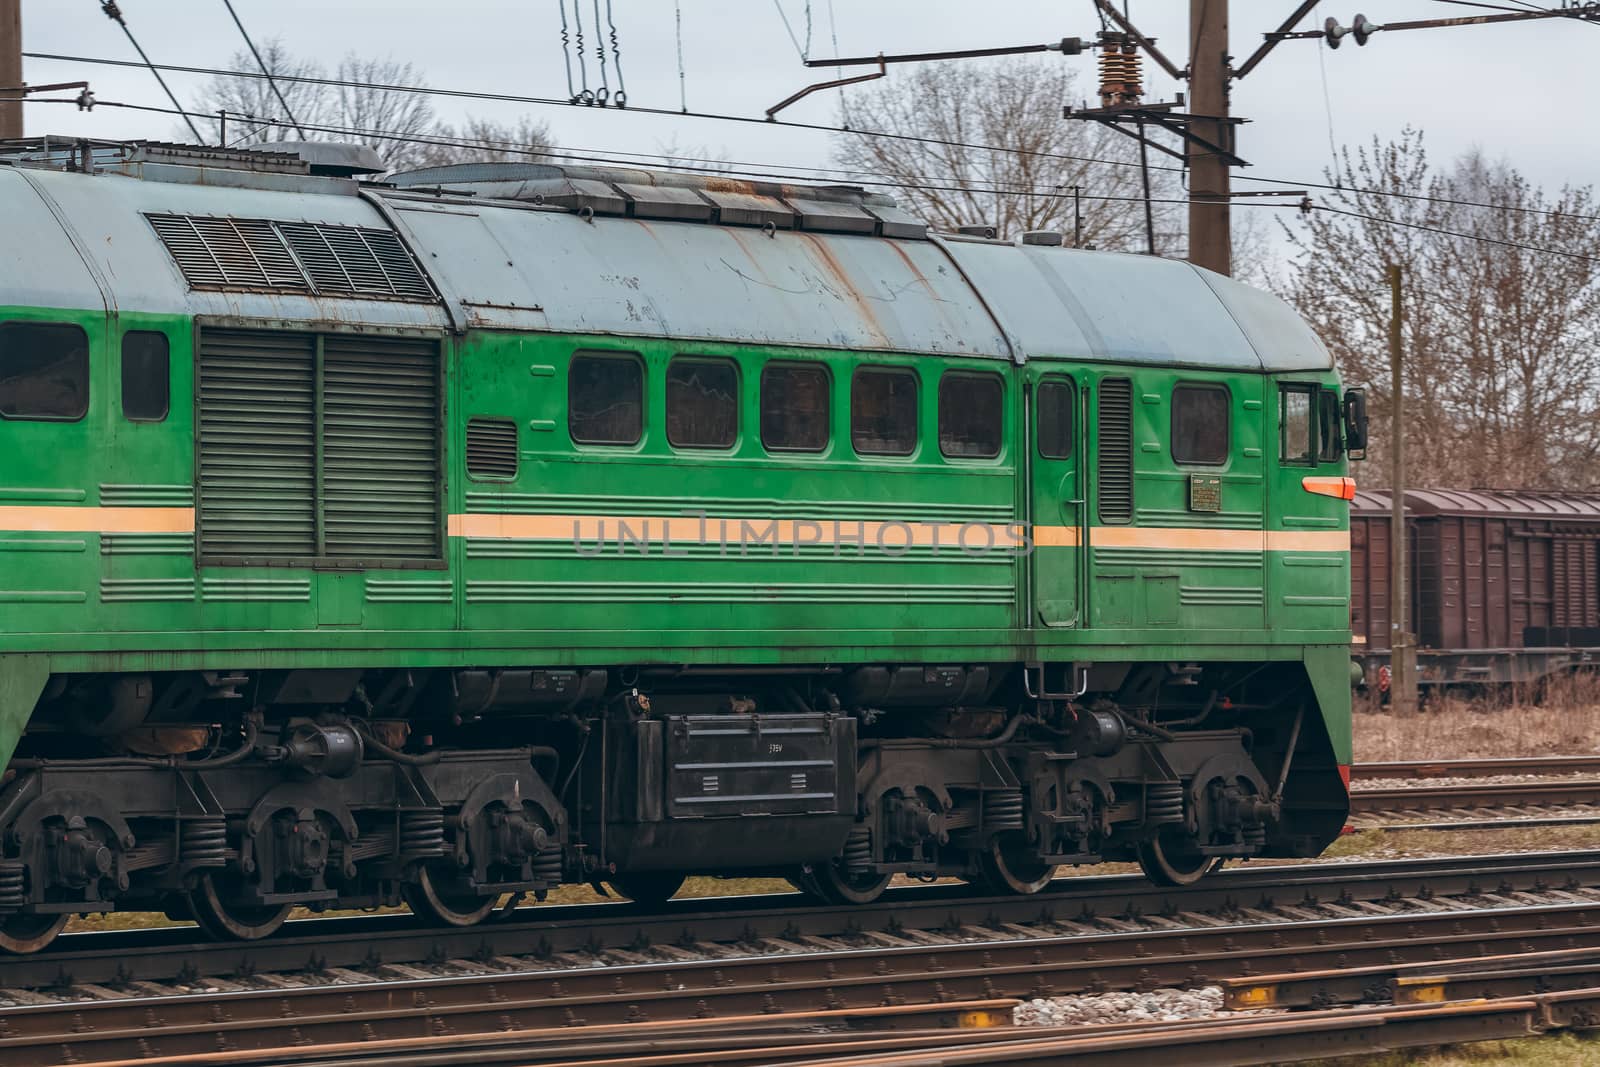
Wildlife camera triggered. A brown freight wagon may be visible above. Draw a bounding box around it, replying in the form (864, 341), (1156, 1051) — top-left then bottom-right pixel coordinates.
(1351, 489), (1600, 691)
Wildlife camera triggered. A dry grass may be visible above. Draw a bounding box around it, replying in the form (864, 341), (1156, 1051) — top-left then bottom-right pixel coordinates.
(1355, 672), (1600, 762)
(1323, 823), (1600, 862)
(1315, 1033), (1600, 1066)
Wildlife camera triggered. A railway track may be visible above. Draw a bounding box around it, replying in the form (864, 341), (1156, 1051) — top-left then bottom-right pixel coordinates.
(6, 850), (1599, 992)
(6, 850), (1600, 1064)
(1350, 757), (1600, 830)
(1353, 756), (1600, 781)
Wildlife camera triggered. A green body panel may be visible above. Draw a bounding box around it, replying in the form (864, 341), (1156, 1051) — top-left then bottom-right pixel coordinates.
(0, 307), (1353, 770)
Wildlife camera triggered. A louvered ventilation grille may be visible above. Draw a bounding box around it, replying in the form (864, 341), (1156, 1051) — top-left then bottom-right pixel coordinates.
(321, 337), (442, 560)
(147, 214), (436, 302)
(1098, 377), (1134, 524)
(198, 330), (318, 558)
(466, 417), (519, 479)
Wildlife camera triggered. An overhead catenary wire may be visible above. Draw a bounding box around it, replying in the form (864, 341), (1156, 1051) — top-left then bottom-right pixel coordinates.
(83, 98), (1271, 212)
(772, 0), (809, 61)
(558, 0), (578, 102)
(93, 3), (204, 142)
(673, 0), (687, 112)
(603, 0), (627, 106)
(590, 0), (609, 103)
(30, 50), (1600, 227)
(218, 0), (307, 138)
(40, 91), (1598, 265)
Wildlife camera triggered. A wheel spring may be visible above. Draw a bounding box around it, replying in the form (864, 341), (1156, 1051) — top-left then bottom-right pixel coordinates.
(400, 811), (447, 856)
(531, 848), (563, 885)
(986, 790), (1026, 832)
(843, 825), (872, 874)
(180, 817), (227, 868)
(1243, 823), (1267, 847)
(0, 860), (24, 909)
(1145, 781), (1185, 827)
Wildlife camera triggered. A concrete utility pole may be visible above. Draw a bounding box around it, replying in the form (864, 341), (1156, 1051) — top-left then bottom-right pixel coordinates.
(0, 0), (21, 141)
(1187, 0), (1231, 277)
(1387, 264), (1418, 714)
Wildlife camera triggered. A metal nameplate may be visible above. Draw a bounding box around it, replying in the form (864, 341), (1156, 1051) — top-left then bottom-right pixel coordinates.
(1188, 475), (1222, 513)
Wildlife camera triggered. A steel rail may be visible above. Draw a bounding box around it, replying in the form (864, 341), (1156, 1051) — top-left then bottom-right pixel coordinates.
(1349, 779), (1600, 812)
(9, 884), (1600, 1063)
(1353, 756), (1600, 781)
(7, 851), (1600, 991)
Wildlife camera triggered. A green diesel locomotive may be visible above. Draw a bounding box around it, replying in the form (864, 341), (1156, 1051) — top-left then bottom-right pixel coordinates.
(0, 140), (1362, 953)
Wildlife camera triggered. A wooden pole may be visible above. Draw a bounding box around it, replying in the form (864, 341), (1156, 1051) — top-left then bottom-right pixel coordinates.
(1187, 0), (1231, 275)
(0, 0), (21, 141)
(1388, 264), (1417, 713)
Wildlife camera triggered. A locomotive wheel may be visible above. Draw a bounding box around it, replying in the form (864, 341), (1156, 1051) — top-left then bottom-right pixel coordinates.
(186, 873), (292, 941)
(608, 872), (687, 906)
(402, 865), (497, 927)
(0, 913), (69, 954)
(812, 861), (892, 905)
(974, 834), (1058, 895)
(1136, 830), (1224, 888)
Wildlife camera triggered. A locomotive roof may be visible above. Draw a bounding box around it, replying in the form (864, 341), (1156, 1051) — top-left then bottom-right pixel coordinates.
(1354, 488), (1600, 518)
(0, 140), (1331, 372)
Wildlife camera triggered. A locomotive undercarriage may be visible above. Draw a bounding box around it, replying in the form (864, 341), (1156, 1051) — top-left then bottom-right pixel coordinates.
(0, 660), (1344, 953)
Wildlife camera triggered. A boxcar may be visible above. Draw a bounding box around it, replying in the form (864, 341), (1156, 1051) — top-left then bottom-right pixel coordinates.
(1352, 489), (1600, 690)
(0, 141), (1359, 952)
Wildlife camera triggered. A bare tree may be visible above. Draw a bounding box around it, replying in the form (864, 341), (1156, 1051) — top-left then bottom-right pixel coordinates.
(1280, 129), (1600, 490)
(326, 55), (439, 170)
(832, 59), (1182, 251)
(191, 39), (329, 144)
(191, 41), (441, 170)
(413, 116), (558, 168)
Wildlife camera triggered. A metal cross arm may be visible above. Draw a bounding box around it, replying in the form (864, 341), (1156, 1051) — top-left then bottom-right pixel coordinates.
(1065, 103), (1249, 167)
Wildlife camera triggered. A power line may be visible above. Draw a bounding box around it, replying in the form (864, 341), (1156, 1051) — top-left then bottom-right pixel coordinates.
(85, 98), (1262, 213)
(93, 3), (203, 142)
(30, 50), (1600, 227)
(673, 0), (687, 112)
(34, 91), (1598, 265)
(1315, 204), (1600, 265)
(772, 0), (808, 61)
(218, 0), (306, 138)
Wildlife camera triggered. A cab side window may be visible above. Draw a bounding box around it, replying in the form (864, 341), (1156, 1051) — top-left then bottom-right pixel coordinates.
(1279, 385), (1315, 465)
(122, 331), (170, 422)
(0, 321), (89, 421)
(1036, 379), (1074, 459)
(1317, 389), (1342, 462)
(1171, 383), (1229, 466)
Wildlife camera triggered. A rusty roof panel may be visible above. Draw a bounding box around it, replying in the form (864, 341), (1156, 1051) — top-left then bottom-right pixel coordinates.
(612, 182), (715, 223)
(697, 189), (796, 230)
(18, 167), (450, 329)
(0, 169), (107, 313)
(943, 242), (1285, 369)
(1198, 267), (1333, 372)
(396, 201), (1010, 355)
(784, 195), (878, 235)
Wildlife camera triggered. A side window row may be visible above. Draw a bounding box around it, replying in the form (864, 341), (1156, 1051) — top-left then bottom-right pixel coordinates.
(564, 352), (1005, 461)
(0, 320), (170, 423)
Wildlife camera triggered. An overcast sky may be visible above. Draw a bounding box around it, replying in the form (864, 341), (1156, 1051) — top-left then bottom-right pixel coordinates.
(17, 1), (1600, 271)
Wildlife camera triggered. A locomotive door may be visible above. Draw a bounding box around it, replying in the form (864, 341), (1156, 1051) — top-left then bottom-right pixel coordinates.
(1027, 369), (1084, 627)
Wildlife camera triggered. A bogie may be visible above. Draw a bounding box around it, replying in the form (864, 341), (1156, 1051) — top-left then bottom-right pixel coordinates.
(0, 659), (1343, 948)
